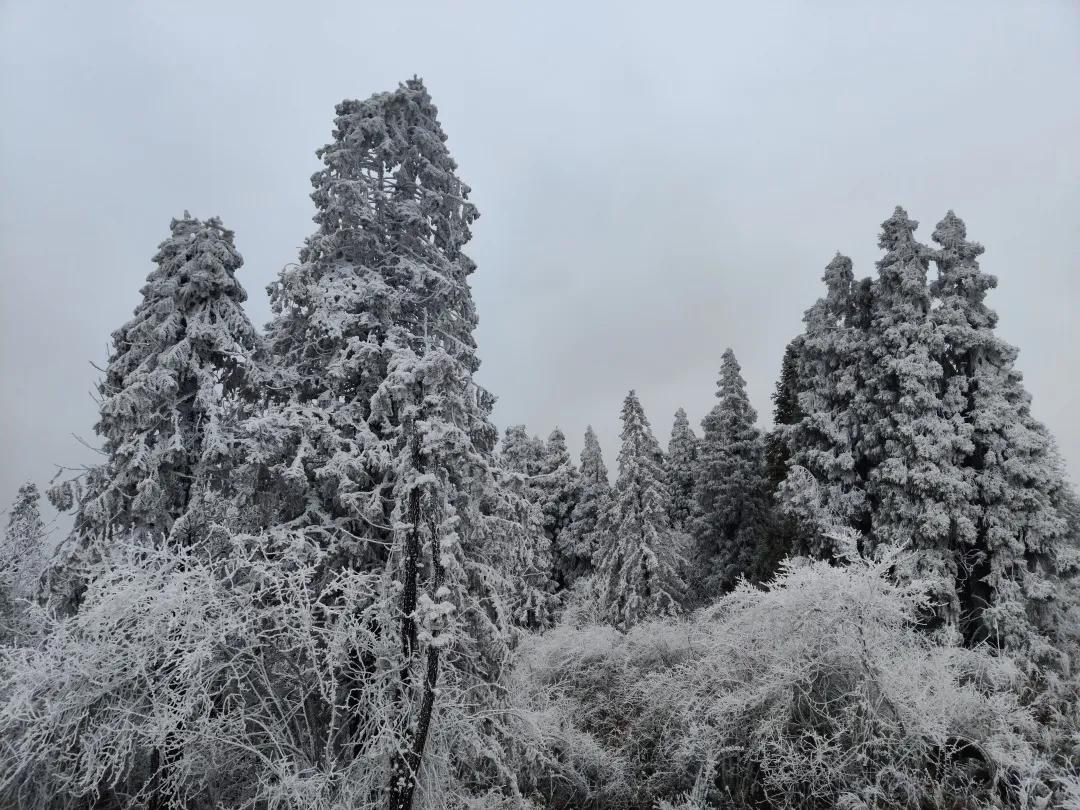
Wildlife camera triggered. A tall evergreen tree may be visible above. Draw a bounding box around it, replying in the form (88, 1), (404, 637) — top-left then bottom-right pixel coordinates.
(47, 214), (263, 612)
(666, 408), (699, 531)
(762, 337), (804, 575)
(595, 391), (686, 629)
(765, 337), (803, 493)
(249, 79), (547, 807)
(499, 425), (544, 478)
(861, 207), (974, 626)
(75, 213), (262, 541)
(930, 211), (1071, 657)
(778, 254), (869, 556)
(537, 428), (584, 589)
(693, 350), (773, 593)
(561, 425), (610, 584)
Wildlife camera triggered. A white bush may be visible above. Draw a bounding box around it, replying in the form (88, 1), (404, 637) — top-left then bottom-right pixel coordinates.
(514, 552), (1052, 809)
(0, 536), (527, 809)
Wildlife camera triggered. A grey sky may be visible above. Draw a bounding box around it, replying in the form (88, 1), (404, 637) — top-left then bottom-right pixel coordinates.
(2, 1), (1078, 529)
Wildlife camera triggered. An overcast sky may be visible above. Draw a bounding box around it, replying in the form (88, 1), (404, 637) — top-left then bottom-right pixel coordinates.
(2, 2), (1078, 531)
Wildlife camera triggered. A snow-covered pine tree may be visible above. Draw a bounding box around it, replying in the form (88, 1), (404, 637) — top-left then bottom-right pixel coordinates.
(95, 212), (262, 539)
(46, 214), (263, 611)
(666, 408), (698, 531)
(765, 337), (802, 492)
(499, 425), (545, 478)
(537, 428), (584, 589)
(777, 254), (870, 555)
(861, 207), (975, 627)
(930, 211), (1071, 658)
(761, 338), (803, 575)
(0, 483), (47, 641)
(560, 425), (610, 584)
(252, 79), (547, 807)
(693, 349), (773, 594)
(595, 391), (686, 629)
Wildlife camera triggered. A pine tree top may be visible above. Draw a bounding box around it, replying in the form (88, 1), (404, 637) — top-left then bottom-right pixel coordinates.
(617, 390), (664, 479)
(580, 425), (609, 487)
(711, 349), (758, 429)
(668, 408), (697, 456)
(931, 211), (996, 314)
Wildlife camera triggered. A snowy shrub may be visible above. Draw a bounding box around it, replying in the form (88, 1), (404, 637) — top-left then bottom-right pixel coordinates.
(0, 536), (530, 810)
(513, 553), (1054, 809)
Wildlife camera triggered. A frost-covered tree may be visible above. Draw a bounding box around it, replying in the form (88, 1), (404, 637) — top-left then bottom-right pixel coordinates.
(595, 391), (686, 629)
(666, 408), (698, 531)
(0, 483), (47, 642)
(777, 254), (870, 557)
(764, 338), (802, 493)
(93, 213), (262, 539)
(761, 339), (804, 577)
(248, 79), (545, 807)
(536, 428), (583, 590)
(46, 214), (263, 612)
(499, 425), (544, 478)
(560, 426), (610, 585)
(693, 350), (772, 594)
(515, 551), (1045, 810)
(930, 211), (1072, 657)
(859, 208), (975, 626)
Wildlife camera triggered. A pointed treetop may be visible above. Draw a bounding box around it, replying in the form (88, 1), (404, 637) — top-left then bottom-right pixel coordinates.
(580, 425), (609, 486)
(547, 427), (568, 455)
(716, 349), (756, 423)
(822, 252), (854, 303)
(877, 206), (921, 251)
(823, 252), (854, 286)
(148, 212), (248, 308)
(617, 390), (664, 475)
(669, 407), (697, 453)
(932, 210), (987, 260)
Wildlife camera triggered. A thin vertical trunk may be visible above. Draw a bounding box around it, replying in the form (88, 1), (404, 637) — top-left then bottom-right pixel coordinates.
(389, 426), (446, 810)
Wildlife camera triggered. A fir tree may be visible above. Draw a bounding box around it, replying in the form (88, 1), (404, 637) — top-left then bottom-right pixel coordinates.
(51, 213), (262, 542)
(765, 337), (803, 492)
(693, 350), (773, 594)
(666, 408), (698, 531)
(862, 207), (974, 626)
(561, 425), (610, 583)
(595, 391), (686, 629)
(778, 254), (869, 556)
(762, 337), (804, 576)
(251, 79), (547, 806)
(537, 428), (583, 589)
(499, 425), (544, 476)
(931, 211), (1071, 657)
(46, 214), (263, 613)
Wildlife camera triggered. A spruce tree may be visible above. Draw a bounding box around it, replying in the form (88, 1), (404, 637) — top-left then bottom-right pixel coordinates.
(499, 425), (544, 478)
(778, 254), (870, 555)
(693, 350), (773, 593)
(930, 211), (1071, 656)
(561, 425), (610, 584)
(45, 214), (263, 614)
(537, 428), (584, 589)
(595, 391), (686, 629)
(861, 207), (974, 626)
(765, 337), (803, 493)
(50, 213), (262, 543)
(252, 79), (547, 806)
(762, 337), (804, 575)
(666, 408), (699, 531)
